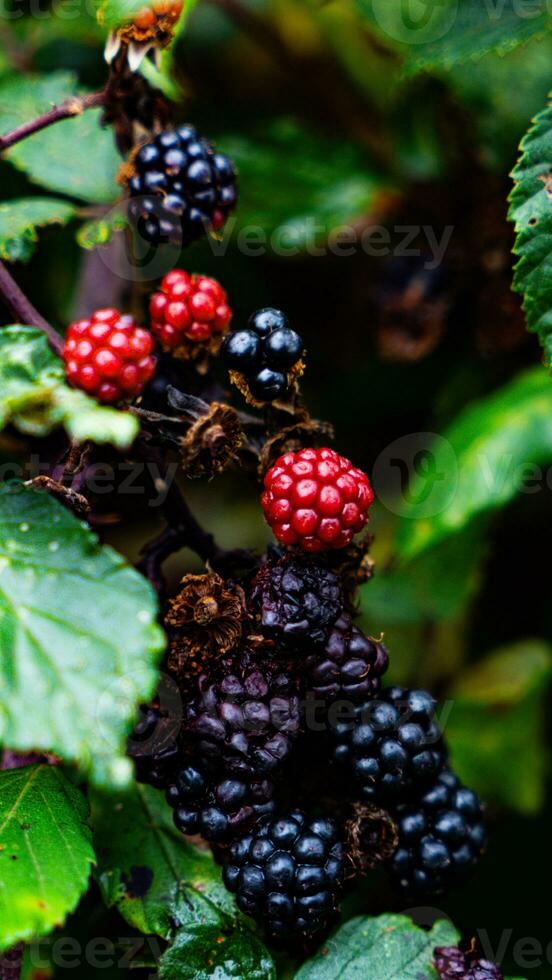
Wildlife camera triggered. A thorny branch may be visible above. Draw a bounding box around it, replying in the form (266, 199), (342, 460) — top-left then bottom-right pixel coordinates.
(0, 89), (106, 152)
(0, 261), (64, 356)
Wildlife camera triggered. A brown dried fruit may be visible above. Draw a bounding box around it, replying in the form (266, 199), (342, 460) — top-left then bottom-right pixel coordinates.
(166, 572), (246, 678)
(180, 402), (243, 479)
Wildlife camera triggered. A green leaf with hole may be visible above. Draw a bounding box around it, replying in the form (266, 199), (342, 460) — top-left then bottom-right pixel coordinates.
(356, 0), (549, 73)
(0, 326), (138, 448)
(447, 640), (552, 814)
(396, 367), (552, 559)
(0, 198), (76, 263)
(295, 913), (459, 979)
(0, 765), (95, 952)
(219, 118), (395, 251)
(510, 96), (552, 367)
(91, 783), (275, 979)
(0, 486), (165, 788)
(0, 73), (119, 204)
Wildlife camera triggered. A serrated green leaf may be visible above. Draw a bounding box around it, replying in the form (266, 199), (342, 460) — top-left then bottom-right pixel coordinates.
(0, 73), (119, 204)
(0, 198), (76, 263)
(356, 0), (549, 73)
(396, 367), (552, 560)
(219, 118), (395, 250)
(295, 913), (459, 979)
(0, 765), (95, 952)
(0, 486), (165, 788)
(91, 783), (275, 980)
(510, 96), (552, 366)
(447, 640), (552, 814)
(0, 326), (138, 449)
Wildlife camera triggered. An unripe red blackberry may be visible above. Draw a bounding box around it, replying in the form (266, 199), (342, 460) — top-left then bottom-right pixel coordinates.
(223, 811), (345, 944)
(127, 127), (237, 246)
(262, 448), (374, 552)
(250, 552), (343, 650)
(149, 269), (232, 355)
(434, 945), (503, 980)
(388, 769), (486, 897)
(305, 613), (388, 704)
(63, 308), (156, 404)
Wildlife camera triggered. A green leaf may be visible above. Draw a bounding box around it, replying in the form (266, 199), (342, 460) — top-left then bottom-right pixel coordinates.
(219, 118), (395, 251)
(510, 96), (552, 366)
(0, 325), (139, 449)
(0, 198), (76, 263)
(0, 73), (119, 204)
(91, 783), (275, 979)
(446, 640), (552, 814)
(76, 210), (127, 251)
(0, 765), (95, 952)
(356, 0), (549, 73)
(396, 367), (552, 560)
(295, 913), (459, 979)
(0, 486), (165, 789)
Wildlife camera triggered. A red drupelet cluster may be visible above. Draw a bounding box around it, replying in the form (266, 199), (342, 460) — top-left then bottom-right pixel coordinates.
(63, 308), (156, 404)
(261, 447), (374, 552)
(149, 269), (232, 351)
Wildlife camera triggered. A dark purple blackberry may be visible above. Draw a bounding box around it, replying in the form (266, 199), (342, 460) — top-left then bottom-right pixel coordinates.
(223, 811), (344, 943)
(388, 769), (486, 897)
(128, 699), (180, 789)
(166, 759), (275, 843)
(434, 946), (502, 980)
(127, 126), (237, 246)
(250, 553), (343, 649)
(305, 613), (388, 703)
(221, 308), (304, 404)
(331, 686), (445, 803)
(182, 648), (302, 779)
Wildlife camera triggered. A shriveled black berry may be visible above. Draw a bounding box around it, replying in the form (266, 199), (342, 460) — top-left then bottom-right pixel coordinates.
(166, 759), (275, 843)
(388, 769), (486, 897)
(221, 330), (262, 370)
(249, 308), (288, 337)
(128, 127), (237, 246)
(127, 698), (180, 789)
(331, 686), (446, 803)
(249, 368), (288, 401)
(434, 945), (502, 980)
(250, 553), (343, 649)
(305, 613), (388, 703)
(223, 811), (344, 943)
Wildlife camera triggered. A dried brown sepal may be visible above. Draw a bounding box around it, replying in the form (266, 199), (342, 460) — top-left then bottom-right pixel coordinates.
(166, 572), (246, 679)
(257, 414), (335, 476)
(344, 803), (399, 878)
(27, 476), (91, 517)
(228, 357), (306, 410)
(326, 533), (375, 613)
(170, 334), (224, 364)
(180, 402), (243, 479)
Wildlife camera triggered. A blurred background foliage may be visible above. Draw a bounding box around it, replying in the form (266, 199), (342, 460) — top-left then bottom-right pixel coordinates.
(1, 0), (552, 975)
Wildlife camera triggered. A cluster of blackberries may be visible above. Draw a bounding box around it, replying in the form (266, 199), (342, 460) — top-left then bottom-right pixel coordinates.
(132, 544), (486, 947)
(127, 126), (237, 246)
(221, 308), (304, 403)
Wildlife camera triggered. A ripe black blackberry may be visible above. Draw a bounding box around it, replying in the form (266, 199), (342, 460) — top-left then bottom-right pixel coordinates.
(388, 769), (486, 897)
(250, 552), (343, 649)
(331, 686), (445, 803)
(166, 758), (275, 843)
(181, 647), (302, 780)
(223, 811), (345, 943)
(434, 946), (503, 980)
(305, 613), (389, 703)
(127, 126), (237, 245)
(221, 308), (304, 403)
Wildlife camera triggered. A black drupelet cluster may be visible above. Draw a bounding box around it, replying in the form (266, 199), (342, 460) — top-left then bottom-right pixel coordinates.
(221, 308), (304, 402)
(223, 812), (345, 944)
(434, 944), (503, 980)
(132, 552), (486, 945)
(127, 126), (237, 245)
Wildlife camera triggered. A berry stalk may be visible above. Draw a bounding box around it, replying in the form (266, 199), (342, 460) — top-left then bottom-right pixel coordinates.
(0, 260), (63, 356)
(0, 89), (106, 152)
